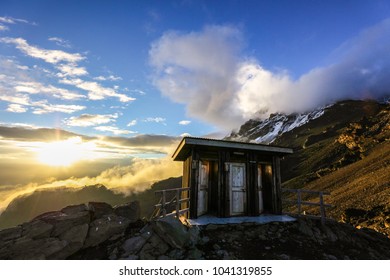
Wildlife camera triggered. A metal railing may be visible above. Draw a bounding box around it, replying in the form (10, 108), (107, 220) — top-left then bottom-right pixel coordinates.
(282, 188), (332, 224)
(151, 187), (190, 220)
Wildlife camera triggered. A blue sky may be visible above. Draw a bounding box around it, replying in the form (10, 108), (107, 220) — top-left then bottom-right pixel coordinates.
(1, 0), (390, 137)
(1, 0), (390, 209)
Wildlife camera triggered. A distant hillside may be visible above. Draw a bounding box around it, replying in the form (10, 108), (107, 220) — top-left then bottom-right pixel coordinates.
(0, 177), (182, 230)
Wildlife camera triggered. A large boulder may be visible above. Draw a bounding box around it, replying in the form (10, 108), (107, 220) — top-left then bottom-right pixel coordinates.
(61, 204), (88, 215)
(122, 236), (148, 256)
(50, 224), (90, 259)
(84, 214), (130, 248)
(37, 211), (91, 236)
(114, 201), (140, 222)
(1, 237), (68, 260)
(22, 219), (53, 239)
(88, 202), (113, 219)
(151, 216), (190, 249)
(0, 226), (22, 243)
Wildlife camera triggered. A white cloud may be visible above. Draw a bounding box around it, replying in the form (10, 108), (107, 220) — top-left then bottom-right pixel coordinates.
(0, 16), (32, 25)
(31, 102), (85, 114)
(0, 17), (15, 24)
(127, 119), (137, 127)
(56, 63), (88, 77)
(48, 37), (71, 48)
(150, 22), (390, 130)
(0, 93), (31, 105)
(94, 75), (122, 81)
(0, 37), (85, 64)
(64, 113), (118, 127)
(0, 122), (40, 129)
(131, 89), (146, 95)
(144, 117), (166, 123)
(0, 91), (85, 115)
(0, 24), (8, 31)
(149, 25), (243, 129)
(6, 104), (27, 113)
(14, 81), (84, 100)
(16, 65), (29, 70)
(60, 78), (135, 102)
(0, 16), (35, 34)
(178, 120), (191, 125)
(94, 126), (136, 135)
(0, 57), (87, 115)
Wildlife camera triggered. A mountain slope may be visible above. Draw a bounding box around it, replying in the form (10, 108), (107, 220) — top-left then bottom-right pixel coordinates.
(231, 99), (390, 235)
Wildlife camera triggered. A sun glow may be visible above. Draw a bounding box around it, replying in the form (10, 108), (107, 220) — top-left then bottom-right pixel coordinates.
(36, 137), (96, 166)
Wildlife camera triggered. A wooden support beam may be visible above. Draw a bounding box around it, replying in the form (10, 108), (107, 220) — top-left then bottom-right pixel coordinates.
(162, 190), (166, 217)
(176, 189), (181, 219)
(297, 190), (302, 217)
(319, 192), (325, 225)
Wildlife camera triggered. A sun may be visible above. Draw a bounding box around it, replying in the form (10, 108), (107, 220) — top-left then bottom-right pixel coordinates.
(36, 137), (96, 166)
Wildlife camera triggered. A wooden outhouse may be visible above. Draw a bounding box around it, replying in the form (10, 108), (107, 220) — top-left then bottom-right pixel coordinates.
(172, 137), (293, 219)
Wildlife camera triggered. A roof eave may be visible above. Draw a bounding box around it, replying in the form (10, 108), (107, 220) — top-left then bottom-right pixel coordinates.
(172, 137), (293, 161)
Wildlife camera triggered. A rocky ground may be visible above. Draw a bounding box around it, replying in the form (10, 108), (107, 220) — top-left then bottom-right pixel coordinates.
(198, 218), (390, 260)
(2, 201), (390, 260)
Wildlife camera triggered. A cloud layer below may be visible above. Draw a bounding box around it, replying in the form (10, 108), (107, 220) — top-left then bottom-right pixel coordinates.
(150, 21), (390, 130)
(0, 125), (182, 212)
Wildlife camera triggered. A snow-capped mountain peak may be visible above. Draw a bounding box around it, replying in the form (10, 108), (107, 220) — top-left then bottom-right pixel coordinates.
(226, 106), (328, 144)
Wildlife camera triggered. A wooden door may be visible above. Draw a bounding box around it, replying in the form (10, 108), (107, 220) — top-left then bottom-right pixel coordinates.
(229, 163), (246, 216)
(197, 161), (209, 216)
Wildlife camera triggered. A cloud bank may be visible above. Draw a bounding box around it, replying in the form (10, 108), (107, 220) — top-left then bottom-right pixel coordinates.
(150, 21), (390, 130)
(0, 125), (182, 212)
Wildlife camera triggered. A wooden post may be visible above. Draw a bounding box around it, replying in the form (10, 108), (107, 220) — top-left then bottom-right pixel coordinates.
(176, 189), (181, 219)
(162, 190), (167, 217)
(319, 192), (325, 225)
(297, 190), (302, 216)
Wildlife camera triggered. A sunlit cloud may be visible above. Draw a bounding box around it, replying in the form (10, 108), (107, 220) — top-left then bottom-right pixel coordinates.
(35, 136), (98, 166)
(0, 93), (30, 106)
(0, 17), (15, 24)
(0, 24), (8, 31)
(127, 119), (137, 127)
(0, 125), (182, 212)
(178, 120), (191, 125)
(131, 89), (146, 95)
(60, 78), (135, 102)
(64, 113), (118, 127)
(144, 117), (166, 125)
(94, 75), (122, 81)
(14, 81), (85, 100)
(48, 37), (72, 48)
(0, 92), (85, 114)
(150, 21), (390, 130)
(6, 104), (27, 113)
(0, 155), (182, 213)
(94, 125), (136, 135)
(31, 102), (85, 114)
(0, 37), (85, 64)
(0, 16), (34, 25)
(56, 63), (88, 77)
(101, 134), (179, 150)
(0, 16), (35, 32)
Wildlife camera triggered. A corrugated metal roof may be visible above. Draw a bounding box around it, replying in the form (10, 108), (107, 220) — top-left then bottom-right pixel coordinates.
(172, 136), (293, 161)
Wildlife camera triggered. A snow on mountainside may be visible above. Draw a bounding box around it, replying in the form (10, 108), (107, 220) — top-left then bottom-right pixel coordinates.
(226, 106), (329, 144)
